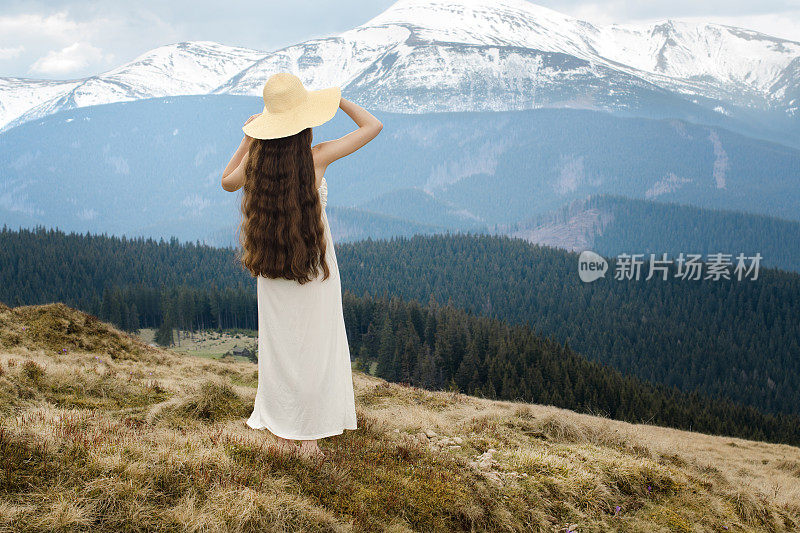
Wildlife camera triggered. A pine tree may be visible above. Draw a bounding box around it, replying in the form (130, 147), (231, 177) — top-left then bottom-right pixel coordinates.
(155, 311), (174, 347)
(129, 303), (140, 332)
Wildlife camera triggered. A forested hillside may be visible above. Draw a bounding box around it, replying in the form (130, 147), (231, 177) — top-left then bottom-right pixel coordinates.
(0, 227), (250, 310)
(337, 234), (800, 417)
(590, 197), (800, 271)
(342, 293), (800, 444)
(502, 195), (800, 272)
(1, 227), (799, 444)
(2, 226), (799, 422)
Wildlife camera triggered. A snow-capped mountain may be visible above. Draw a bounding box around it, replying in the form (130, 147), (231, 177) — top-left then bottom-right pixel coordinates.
(1, 41), (263, 131)
(0, 78), (80, 131)
(2, 0), (799, 134)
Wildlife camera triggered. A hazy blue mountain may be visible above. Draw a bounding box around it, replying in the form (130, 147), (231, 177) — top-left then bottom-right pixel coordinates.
(1, 94), (799, 246)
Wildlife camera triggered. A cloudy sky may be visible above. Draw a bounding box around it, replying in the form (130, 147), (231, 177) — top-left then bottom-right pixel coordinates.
(1, 0), (799, 79)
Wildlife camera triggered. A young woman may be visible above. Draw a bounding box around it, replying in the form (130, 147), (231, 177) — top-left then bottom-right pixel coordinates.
(220, 72), (383, 460)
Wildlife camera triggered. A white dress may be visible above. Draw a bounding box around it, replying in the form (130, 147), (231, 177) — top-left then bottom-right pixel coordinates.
(246, 176), (358, 440)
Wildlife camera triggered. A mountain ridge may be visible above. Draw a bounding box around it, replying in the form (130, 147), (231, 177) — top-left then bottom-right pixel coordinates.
(2, 0), (798, 144)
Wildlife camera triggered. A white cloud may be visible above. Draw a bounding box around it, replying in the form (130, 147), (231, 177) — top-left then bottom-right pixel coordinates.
(0, 10), (114, 76)
(567, 2), (623, 26)
(0, 11), (87, 42)
(0, 8), (173, 78)
(0, 45), (24, 60)
(28, 41), (114, 76)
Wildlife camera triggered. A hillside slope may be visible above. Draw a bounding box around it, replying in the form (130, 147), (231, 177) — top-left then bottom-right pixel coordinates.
(3, 227), (800, 422)
(1, 303), (798, 531)
(496, 195), (800, 272)
(337, 234), (800, 418)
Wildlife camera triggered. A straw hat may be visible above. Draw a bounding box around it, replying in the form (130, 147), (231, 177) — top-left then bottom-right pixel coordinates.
(242, 72), (341, 140)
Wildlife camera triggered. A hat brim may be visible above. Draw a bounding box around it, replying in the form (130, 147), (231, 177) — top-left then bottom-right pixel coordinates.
(242, 86), (341, 140)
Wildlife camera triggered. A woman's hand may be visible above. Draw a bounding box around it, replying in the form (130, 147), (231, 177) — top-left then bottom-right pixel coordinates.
(243, 113), (260, 142)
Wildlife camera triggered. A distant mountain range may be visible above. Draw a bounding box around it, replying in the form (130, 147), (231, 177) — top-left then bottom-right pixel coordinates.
(1, 0), (799, 269)
(1, 95), (799, 265)
(2, 0), (799, 146)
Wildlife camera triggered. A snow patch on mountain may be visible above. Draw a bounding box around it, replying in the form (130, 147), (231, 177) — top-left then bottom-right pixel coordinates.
(553, 154), (602, 195)
(508, 206), (614, 252)
(76, 208), (98, 221)
(646, 173), (693, 199)
(181, 194), (212, 213)
(0, 177), (41, 217)
(425, 138), (510, 191)
(106, 156), (130, 175)
(213, 25), (411, 96)
(708, 130), (729, 189)
(0, 78), (79, 131)
(1, 41), (264, 131)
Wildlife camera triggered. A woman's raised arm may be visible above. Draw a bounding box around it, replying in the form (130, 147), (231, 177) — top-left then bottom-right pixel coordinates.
(221, 114), (259, 192)
(312, 98), (382, 169)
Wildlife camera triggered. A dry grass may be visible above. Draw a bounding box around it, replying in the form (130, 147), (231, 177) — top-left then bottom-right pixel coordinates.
(1, 303), (799, 532)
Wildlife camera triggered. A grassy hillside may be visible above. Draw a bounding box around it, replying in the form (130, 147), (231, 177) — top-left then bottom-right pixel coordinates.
(1, 303), (798, 532)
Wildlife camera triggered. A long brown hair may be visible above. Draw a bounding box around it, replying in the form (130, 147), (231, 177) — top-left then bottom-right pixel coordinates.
(238, 127), (330, 284)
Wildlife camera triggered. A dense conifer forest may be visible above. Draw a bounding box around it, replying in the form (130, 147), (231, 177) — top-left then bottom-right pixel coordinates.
(336, 234), (800, 418)
(343, 293), (800, 445)
(587, 195), (800, 272)
(2, 226), (799, 433)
